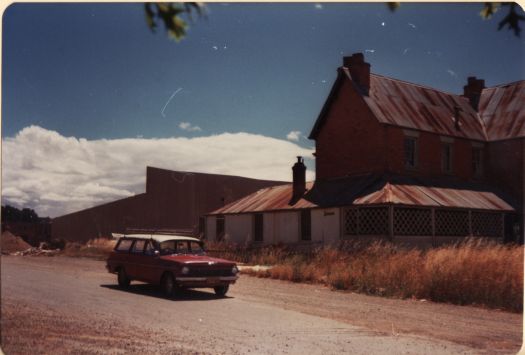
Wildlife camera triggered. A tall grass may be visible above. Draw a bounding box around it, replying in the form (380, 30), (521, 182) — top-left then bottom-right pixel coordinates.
(209, 239), (524, 312)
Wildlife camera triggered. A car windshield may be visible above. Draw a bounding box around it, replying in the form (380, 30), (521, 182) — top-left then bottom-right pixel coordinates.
(158, 240), (205, 255)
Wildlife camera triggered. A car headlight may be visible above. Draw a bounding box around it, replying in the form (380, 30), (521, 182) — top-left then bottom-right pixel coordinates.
(181, 266), (190, 275)
(232, 266), (239, 275)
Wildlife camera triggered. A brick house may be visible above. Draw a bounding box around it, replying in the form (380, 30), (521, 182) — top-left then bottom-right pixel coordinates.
(205, 53), (523, 247)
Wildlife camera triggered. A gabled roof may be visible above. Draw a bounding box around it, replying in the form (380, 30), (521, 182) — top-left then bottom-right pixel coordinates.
(309, 67), (525, 142)
(479, 80), (525, 141)
(363, 73), (486, 140)
(208, 174), (515, 215)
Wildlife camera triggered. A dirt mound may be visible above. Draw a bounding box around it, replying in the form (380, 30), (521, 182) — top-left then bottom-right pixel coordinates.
(2, 231), (32, 254)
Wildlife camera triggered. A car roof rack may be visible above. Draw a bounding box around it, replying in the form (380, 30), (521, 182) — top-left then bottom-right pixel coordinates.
(124, 228), (195, 237)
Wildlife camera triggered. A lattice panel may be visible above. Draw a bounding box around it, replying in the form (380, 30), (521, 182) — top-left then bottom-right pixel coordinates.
(472, 212), (502, 237)
(393, 208), (432, 236)
(435, 209), (469, 236)
(343, 208), (358, 235)
(359, 207), (389, 235)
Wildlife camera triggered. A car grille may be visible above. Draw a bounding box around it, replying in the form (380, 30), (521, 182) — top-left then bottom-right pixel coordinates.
(188, 268), (233, 277)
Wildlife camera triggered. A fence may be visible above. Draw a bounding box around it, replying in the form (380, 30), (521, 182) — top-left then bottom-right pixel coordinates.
(343, 205), (504, 239)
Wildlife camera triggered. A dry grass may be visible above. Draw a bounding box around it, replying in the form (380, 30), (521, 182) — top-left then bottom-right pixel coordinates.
(213, 239), (523, 312)
(63, 238), (116, 260)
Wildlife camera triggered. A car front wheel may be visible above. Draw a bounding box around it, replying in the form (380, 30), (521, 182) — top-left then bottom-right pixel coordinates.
(214, 285), (229, 297)
(161, 273), (176, 298)
(117, 268), (130, 288)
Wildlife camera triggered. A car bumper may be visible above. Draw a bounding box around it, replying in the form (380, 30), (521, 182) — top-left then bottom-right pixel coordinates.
(175, 276), (239, 287)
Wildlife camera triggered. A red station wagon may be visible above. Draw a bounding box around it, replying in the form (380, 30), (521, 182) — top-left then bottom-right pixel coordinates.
(106, 234), (239, 297)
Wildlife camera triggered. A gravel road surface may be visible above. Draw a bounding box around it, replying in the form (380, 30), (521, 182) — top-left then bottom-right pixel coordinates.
(1, 256), (522, 354)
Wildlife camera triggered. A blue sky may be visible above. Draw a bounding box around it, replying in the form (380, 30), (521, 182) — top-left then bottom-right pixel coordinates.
(2, 3), (524, 217)
(3, 3), (524, 142)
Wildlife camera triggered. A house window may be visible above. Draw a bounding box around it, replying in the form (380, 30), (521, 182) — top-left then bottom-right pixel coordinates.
(216, 215), (225, 242)
(254, 214), (263, 242)
(300, 210), (311, 241)
(404, 137), (418, 169)
(472, 147), (483, 177)
(441, 144), (453, 173)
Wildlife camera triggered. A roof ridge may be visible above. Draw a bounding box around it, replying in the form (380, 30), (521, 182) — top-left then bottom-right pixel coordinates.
(475, 111), (489, 141)
(369, 72), (463, 97)
(483, 79), (525, 90)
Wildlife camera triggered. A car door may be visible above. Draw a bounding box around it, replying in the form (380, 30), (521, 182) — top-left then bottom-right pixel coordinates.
(140, 240), (162, 284)
(128, 239), (146, 280)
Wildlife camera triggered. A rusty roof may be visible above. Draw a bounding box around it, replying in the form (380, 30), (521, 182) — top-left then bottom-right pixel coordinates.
(309, 67), (525, 142)
(479, 80), (525, 141)
(208, 174), (515, 215)
(364, 72), (486, 140)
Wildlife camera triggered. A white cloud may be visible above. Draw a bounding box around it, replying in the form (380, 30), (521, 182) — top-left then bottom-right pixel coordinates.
(314, 3), (323, 10)
(179, 122), (202, 132)
(286, 131), (302, 142)
(447, 69), (457, 77)
(2, 126), (314, 217)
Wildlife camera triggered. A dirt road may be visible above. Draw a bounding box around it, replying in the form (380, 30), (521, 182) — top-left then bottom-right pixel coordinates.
(1, 256), (522, 354)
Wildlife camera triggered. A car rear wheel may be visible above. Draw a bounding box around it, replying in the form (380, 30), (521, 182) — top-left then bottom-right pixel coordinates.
(161, 273), (176, 298)
(117, 268), (130, 288)
(214, 285), (229, 297)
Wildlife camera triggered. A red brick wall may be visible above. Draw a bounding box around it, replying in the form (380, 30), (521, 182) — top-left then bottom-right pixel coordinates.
(313, 77), (497, 183)
(486, 138), (523, 206)
(385, 127), (487, 181)
(315, 80), (387, 180)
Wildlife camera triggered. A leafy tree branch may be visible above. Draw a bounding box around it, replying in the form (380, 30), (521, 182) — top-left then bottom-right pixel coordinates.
(144, 2), (205, 41)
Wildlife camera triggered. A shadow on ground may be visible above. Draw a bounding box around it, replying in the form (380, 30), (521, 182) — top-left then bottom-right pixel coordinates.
(100, 283), (232, 301)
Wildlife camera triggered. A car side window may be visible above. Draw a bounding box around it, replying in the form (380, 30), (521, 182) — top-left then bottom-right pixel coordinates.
(177, 241), (189, 254)
(144, 241), (155, 255)
(116, 239), (133, 252)
(131, 240), (146, 253)
(159, 241), (176, 255)
(190, 241), (204, 254)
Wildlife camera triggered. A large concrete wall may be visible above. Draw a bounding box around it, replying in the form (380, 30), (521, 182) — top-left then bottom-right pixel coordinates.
(52, 167), (284, 243)
(52, 193), (149, 242)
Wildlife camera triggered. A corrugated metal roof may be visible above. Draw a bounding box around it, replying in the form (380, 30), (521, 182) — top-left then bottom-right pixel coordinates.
(479, 80), (525, 141)
(309, 67), (525, 142)
(209, 174), (515, 215)
(362, 72), (487, 141)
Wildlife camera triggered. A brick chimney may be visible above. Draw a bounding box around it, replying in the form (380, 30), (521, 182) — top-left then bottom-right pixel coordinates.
(292, 156), (306, 200)
(463, 76), (485, 111)
(343, 52), (371, 95)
